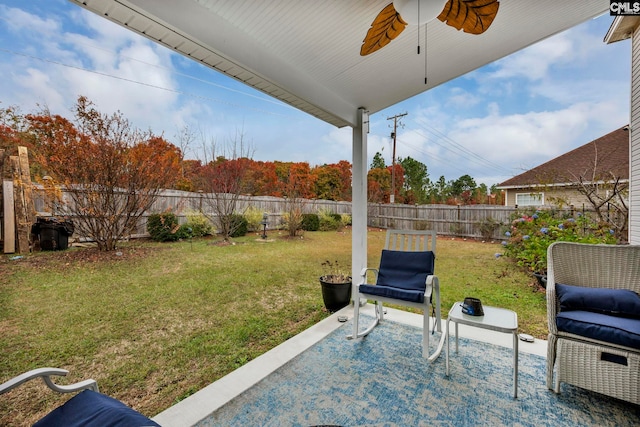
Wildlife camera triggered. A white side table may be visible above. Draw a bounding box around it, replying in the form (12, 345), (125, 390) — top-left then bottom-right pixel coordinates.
(446, 302), (519, 398)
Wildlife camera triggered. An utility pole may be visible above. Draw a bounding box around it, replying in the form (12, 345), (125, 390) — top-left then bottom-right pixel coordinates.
(387, 112), (407, 204)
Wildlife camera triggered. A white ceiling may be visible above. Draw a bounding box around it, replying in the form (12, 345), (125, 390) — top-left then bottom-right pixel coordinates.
(69, 0), (609, 128)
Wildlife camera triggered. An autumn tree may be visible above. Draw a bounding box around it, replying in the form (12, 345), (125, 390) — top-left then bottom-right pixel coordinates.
(472, 183), (489, 204)
(450, 174), (477, 205)
(313, 162), (351, 201)
(277, 162), (315, 236)
(334, 160), (352, 201)
(489, 184), (504, 205)
(28, 96), (181, 251)
(242, 160), (279, 196)
(367, 167), (391, 203)
(199, 130), (254, 240)
(0, 106), (29, 151)
(179, 159), (205, 192)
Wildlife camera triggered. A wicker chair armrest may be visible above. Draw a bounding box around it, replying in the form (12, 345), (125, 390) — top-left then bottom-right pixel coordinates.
(546, 281), (559, 335)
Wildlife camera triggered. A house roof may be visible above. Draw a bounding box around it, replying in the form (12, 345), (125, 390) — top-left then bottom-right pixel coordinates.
(69, 1), (610, 128)
(605, 16), (640, 43)
(497, 126), (630, 189)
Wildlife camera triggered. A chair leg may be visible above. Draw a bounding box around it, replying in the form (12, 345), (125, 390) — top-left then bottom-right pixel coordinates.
(547, 334), (558, 392)
(350, 295), (380, 339)
(351, 292), (360, 340)
(423, 302), (446, 361)
(422, 307), (429, 358)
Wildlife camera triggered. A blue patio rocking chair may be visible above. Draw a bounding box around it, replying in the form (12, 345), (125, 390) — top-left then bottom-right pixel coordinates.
(351, 229), (445, 361)
(0, 368), (159, 426)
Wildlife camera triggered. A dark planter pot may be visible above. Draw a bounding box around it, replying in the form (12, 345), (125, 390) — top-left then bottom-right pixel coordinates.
(533, 272), (547, 289)
(319, 276), (352, 312)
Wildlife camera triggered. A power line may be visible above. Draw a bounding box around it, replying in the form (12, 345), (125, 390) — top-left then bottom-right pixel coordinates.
(400, 139), (476, 176)
(411, 127), (512, 174)
(62, 38), (293, 109)
(0, 47), (294, 117)
(414, 121), (512, 173)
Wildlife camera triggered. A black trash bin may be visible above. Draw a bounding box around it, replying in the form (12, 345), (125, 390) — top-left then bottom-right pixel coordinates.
(32, 217), (75, 251)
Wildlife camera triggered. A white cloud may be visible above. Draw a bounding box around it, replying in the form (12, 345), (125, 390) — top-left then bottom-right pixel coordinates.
(13, 68), (65, 110)
(0, 4), (183, 133)
(447, 102), (614, 176)
(483, 17), (613, 84)
(487, 33), (574, 81)
(444, 87), (481, 110)
(1, 5), (60, 35)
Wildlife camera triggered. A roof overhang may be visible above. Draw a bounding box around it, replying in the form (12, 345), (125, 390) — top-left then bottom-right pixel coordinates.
(69, 1), (610, 128)
(605, 15), (640, 43)
(496, 179), (630, 190)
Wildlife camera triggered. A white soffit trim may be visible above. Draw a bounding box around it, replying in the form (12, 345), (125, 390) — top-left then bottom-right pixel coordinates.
(69, 1), (610, 128)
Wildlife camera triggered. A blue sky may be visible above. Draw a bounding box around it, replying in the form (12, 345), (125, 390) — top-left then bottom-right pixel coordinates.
(0, 1), (631, 188)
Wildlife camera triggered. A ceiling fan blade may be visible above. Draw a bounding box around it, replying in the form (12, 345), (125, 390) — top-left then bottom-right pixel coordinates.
(437, 0), (499, 35)
(360, 3), (408, 56)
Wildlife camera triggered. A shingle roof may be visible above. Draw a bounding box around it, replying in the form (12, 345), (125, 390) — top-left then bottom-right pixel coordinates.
(497, 126), (629, 188)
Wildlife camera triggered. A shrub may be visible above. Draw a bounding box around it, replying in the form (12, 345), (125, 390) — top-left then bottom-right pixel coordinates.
(449, 223), (463, 236)
(301, 213), (320, 231)
(184, 209), (214, 237)
(318, 209), (341, 231)
(476, 217), (502, 240)
(177, 224), (194, 239)
(226, 213), (249, 237)
(147, 212), (185, 242)
(281, 209), (304, 236)
(244, 206), (265, 232)
(502, 209), (617, 274)
(414, 220), (431, 230)
(340, 214), (352, 226)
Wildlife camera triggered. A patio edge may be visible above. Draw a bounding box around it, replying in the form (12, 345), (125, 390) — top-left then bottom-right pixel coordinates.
(152, 306), (352, 426)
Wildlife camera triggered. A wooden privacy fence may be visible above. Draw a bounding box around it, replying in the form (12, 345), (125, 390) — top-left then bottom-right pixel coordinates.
(0, 147), (625, 252)
(1, 147), (36, 254)
(3, 184), (618, 251)
(368, 203), (515, 238)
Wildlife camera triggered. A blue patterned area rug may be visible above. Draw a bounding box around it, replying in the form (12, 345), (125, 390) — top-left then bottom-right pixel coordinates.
(198, 318), (639, 427)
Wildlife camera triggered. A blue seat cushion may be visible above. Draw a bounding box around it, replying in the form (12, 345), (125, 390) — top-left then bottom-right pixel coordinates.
(359, 250), (435, 304)
(34, 389), (160, 427)
(555, 284), (640, 318)
(556, 310), (640, 349)
(359, 284), (426, 303)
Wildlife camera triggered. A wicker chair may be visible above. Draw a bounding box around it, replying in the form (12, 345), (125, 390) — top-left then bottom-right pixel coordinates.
(546, 242), (640, 404)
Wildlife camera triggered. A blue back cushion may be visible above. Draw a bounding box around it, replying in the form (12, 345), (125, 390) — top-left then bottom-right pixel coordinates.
(34, 389), (160, 427)
(556, 283), (640, 319)
(376, 250), (435, 291)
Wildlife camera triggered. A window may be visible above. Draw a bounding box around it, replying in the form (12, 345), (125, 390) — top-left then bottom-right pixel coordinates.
(516, 192), (543, 206)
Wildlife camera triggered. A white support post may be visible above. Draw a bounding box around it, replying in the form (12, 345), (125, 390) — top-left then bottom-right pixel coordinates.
(352, 108), (368, 302)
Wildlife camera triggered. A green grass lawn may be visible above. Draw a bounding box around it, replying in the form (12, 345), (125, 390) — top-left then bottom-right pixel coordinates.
(0, 229), (545, 425)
